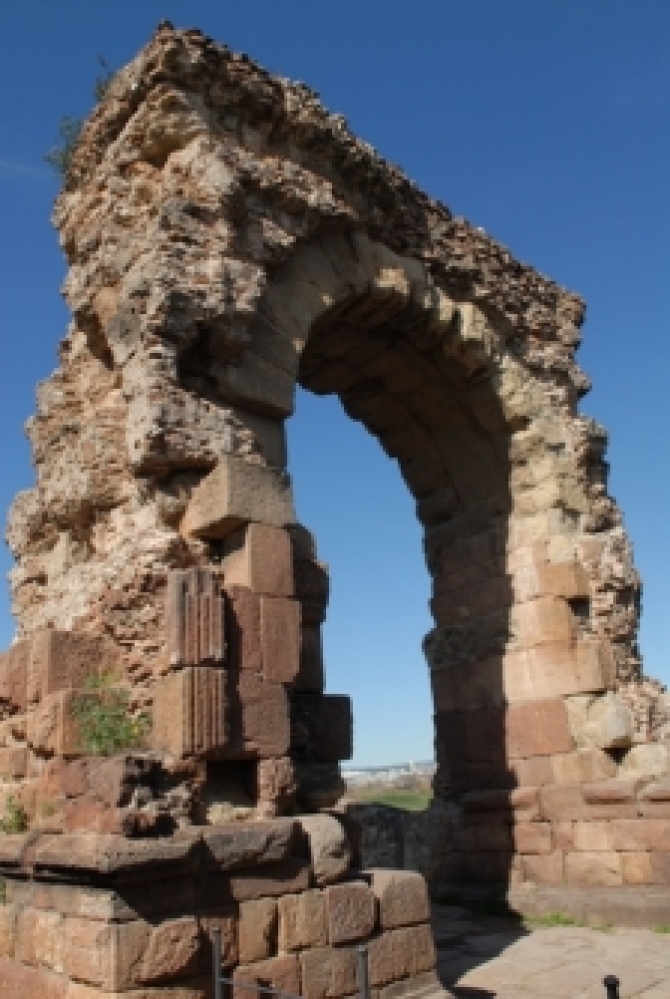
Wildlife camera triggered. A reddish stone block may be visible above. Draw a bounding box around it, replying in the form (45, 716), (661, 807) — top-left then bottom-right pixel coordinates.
(17, 906), (65, 970)
(0, 747), (27, 779)
(505, 699), (573, 759)
(222, 523), (294, 596)
(239, 898), (277, 963)
(0, 958), (66, 999)
(621, 852), (653, 885)
(610, 819), (670, 852)
(511, 756), (554, 788)
(572, 821), (613, 852)
(502, 640), (613, 704)
(227, 670), (290, 758)
(366, 924), (436, 988)
(521, 850), (565, 885)
(553, 821), (575, 851)
(233, 953), (300, 999)
(152, 666), (227, 757)
(0, 904), (17, 959)
(514, 822), (553, 855)
(581, 780), (640, 804)
(564, 851), (623, 886)
(261, 597), (301, 683)
(278, 889), (328, 951)
(300, 945), (358, 999)
(551, 749), (616, 785)
(204, 860), (312, 905)
(138, 916), (202, 984)
(368, 870), (430, 929)
(27, 630), (121, 705)
(294, 558), (330, 625)
(290, 694), (353, 763)
(27, 690), (83, 756)
(512, 596), (574, 646)
(326, 881), (376, 945)
(226, 586), (262, 670)
(649, 852), (670, 884)
(296, 625), (325, 691)
(166, 568), (225, 667)
(0, 641), (28, 712)
(539, 785), (587, 821)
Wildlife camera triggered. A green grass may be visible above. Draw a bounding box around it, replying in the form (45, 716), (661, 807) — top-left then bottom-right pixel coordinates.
(653, 924), (670, 934)
(350, 789), (432, 811)
(524, 912), (584, 928)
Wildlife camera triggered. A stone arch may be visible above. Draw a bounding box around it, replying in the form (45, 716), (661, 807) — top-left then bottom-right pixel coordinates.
(4, 24), (668, 904)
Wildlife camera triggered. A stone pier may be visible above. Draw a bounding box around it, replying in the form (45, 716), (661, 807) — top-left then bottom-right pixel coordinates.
(1, 21), (669, 993)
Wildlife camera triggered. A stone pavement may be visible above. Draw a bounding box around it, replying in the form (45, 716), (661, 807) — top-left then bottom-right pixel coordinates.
(433, 903), (670, 998)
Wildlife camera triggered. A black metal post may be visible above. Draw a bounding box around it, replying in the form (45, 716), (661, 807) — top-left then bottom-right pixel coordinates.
(213, 927), (223, 999)
(357, 945), (370, 999)
(603, 975), (620, 999)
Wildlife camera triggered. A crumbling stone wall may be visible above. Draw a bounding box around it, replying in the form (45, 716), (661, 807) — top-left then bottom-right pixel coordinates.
(1, 23), (669, 906)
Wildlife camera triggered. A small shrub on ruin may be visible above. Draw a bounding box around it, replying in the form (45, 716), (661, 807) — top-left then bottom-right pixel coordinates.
(44, 56), (114, 178)
(43, 115), (84, 177)
(0, 796), (28, 834)
(71, 672), (150, 756)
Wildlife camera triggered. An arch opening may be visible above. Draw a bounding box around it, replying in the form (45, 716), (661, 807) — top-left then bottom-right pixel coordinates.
(5, 25), (665, 909)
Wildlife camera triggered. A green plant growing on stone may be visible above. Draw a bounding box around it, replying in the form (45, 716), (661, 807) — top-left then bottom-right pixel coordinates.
(0, 796), (28, 834)
(44, 115), (84, 177)
(72, 672), (150, 756)
(93, 55), (114, 102)
(44, 56), (114, 177)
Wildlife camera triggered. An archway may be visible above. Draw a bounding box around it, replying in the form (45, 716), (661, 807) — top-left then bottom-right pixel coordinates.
(4, 25), (665, 907)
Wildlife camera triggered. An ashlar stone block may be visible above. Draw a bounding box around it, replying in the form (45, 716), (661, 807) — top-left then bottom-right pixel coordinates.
(261, 597), (301, 684)
(325, 881), (376, 945)
(152, 666), (226, 758)
(181, 454), (296, 539)
(222, 523), (294, 596)
(278, 889), (328, 951)
(368, 870), (430, 929)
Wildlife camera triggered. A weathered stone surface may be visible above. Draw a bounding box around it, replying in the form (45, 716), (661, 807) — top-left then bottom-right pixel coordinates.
(202, 819), (297, 870)
(260, 597), (301, 684)
(298, 814), (352, 886)
(27, 690), (83, 756)
(620, 743), (670, 778)
(225, 586), (262, 671)
(278, 889), (328, 951)
(238, 898), (277, 963)
(222, 524), (294, 597)
(152, 666), (227, 757)
(368, 869), (431, 929)
(226, 670), (290, 758)
(325, 880), (376, 944)
(166, 569), (225, 667)
(1, 19), (666, 910)
(0, 642), (29, 712)
(139, 917), (202, 984)
(233, 954), (300, 999)
(181, 456), (296, 539)
(300, 945), (358, 999)
(0, 958), (66, 999)
(27, 630), (121, 704)
(366, 924), (436, 987)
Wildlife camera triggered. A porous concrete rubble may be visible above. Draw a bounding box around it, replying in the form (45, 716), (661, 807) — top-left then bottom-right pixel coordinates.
(0, 23), (668, 992)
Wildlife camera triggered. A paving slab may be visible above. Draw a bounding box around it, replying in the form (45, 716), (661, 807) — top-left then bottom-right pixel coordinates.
(433, 904), (670, 998)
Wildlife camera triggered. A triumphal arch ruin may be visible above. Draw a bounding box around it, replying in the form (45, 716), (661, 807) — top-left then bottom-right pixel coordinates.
(0, 22), (669, 997)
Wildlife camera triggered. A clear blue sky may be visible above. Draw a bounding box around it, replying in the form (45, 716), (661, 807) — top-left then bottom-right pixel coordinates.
(1, 2), (669, 766)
